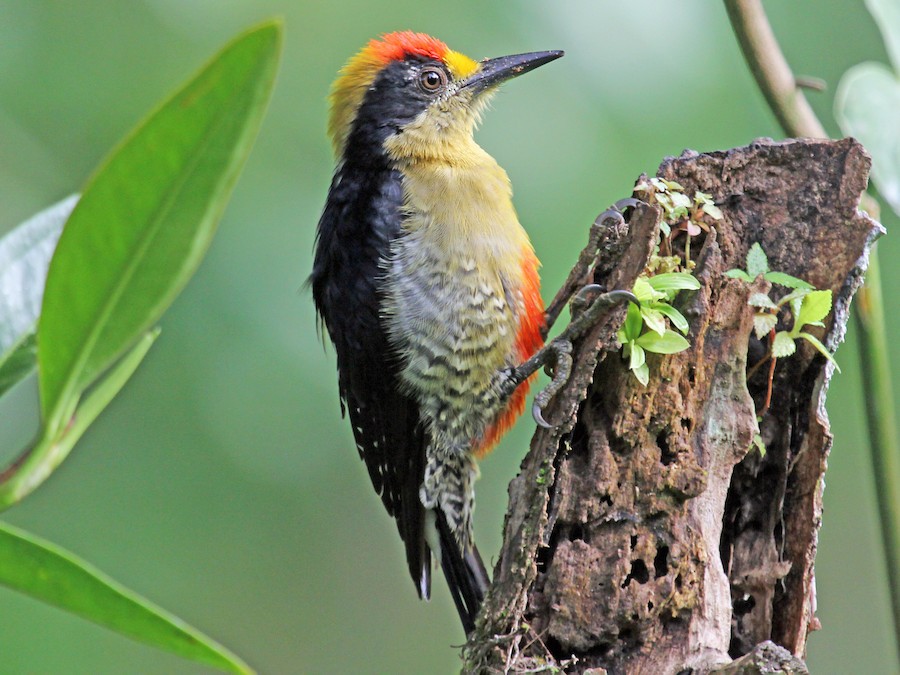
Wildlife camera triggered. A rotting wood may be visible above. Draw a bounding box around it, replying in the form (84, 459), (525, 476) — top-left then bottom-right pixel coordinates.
(463, 138), (882, 674)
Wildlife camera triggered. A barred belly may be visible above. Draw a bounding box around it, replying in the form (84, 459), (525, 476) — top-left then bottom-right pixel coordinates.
(382, 230), (523, 548)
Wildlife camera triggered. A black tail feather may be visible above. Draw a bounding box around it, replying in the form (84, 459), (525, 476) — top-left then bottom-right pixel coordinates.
(435, 509), (490, 634)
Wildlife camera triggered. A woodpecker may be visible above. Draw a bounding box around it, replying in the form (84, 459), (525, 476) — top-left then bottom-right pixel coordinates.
(310, 32), (562, 632)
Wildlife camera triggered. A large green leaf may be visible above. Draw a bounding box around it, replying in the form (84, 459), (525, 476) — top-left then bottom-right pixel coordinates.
(867, 0), (900, 72)
(37, 21), (282, 435)
(835, 63), (900, 215)
(0, 196), (77, 398)
(836, 0), (900, 216)
(0, 520), (252, 674)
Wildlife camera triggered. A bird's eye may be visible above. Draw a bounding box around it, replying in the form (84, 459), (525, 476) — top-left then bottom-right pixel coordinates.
(418, 67), (447, 93)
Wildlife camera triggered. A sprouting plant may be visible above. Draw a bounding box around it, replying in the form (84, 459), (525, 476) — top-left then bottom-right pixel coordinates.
(617, 272), (700, 385)
(636, 177), (724, 267)
(617, 177), (718, 385)
(727, 242), (839, 415)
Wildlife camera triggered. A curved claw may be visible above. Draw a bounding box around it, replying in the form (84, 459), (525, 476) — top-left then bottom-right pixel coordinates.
(596, 208), (626, 230)
(570, 283), (604, 314)
(596, 198), (645, 229)
(532, 400), (554, 429)
(573, 283), (604, 302)
(613, 197), (643, 212)
(605, 289), (640, 307)
(572, 286), (639, 316)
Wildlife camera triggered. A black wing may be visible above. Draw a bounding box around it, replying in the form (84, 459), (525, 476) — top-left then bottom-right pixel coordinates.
(310, 164), (431, 596)
(310, 162), (491, 630)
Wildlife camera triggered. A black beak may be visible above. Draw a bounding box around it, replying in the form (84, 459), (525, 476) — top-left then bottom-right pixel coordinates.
(461, 50), (564, 94)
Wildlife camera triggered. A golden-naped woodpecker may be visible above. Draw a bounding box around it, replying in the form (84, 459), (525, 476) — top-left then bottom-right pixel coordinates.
(311, 32), (562, 631)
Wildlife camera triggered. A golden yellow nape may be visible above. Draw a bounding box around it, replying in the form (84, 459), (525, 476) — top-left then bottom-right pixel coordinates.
(327, 31), (479, 157)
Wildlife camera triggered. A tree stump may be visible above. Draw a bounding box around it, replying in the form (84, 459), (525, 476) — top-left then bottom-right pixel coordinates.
(463, 138), (881, 674)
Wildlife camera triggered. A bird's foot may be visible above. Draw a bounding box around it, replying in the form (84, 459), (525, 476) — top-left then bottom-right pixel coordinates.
(500, 287), (637, 427)
(542, 198), (642, 336)
(531, 338), (573, 428)
(501, 198), (642, 427)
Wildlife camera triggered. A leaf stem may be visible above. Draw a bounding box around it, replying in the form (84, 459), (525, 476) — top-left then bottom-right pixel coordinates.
(746, 351), (770, 381)
(725, 0), (900, 657)
(0, 330), (159, 510)
(854, 252), (900, 644)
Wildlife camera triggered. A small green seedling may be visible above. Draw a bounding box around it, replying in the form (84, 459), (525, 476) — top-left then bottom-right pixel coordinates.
(727, 242), (839, 422)
(637, 178), (724, 267)
(727, 242), (838, 368)
(617, 272), (699, 385)
(617, 176), (720, 385)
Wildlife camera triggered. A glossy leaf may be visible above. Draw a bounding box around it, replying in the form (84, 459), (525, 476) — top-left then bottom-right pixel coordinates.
(0, 196), (77, 398)
(652, 301), (690, 334)
(725, 268), (753, 282)
(632, 277), (662, 304)
(646, 272), (701, 294)
(753, 313), (778, 340)
(621, 301), (644, 341)
(702, 202), (723, 220)
(652, 177), (684, 191)
(670, 191), (692, 209)
(748, 293), (777, 310)
(636, 329), (690, 354)
(37, 21), (283, 435)
(641, 306), (667, 336)
(0, 521), (252, 674)
(798, 331), (842, 371)
(628, 342), (646, 371)
(633, 361), (650, 386)
(795, 289), (833, 331)
(835, 62), (900, 215)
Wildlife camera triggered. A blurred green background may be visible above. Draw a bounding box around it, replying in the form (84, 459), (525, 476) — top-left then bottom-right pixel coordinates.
(0, 2), (896, 673)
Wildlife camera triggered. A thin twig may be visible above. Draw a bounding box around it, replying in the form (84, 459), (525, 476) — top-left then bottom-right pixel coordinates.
(723, 0), (827, 139)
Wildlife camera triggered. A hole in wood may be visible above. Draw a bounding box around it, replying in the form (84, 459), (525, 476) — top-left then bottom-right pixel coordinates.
(733, 593), (756, 616)
(622, 558), (649, 587)
(654, 544), (670, 577)
(657, 428), (676, 465)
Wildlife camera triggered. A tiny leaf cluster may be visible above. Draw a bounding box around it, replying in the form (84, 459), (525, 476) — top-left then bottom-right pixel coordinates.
(618, 273), (700, 385)
(616, 177), (716, 385)
(727, 242), (839, 370)
(637, 177), (724, 267)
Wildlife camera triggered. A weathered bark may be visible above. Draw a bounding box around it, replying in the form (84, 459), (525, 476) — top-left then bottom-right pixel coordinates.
(463, 138), (881, 674)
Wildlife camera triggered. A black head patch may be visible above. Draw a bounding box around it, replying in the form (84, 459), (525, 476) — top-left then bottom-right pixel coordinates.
(342, 56), (452, 166)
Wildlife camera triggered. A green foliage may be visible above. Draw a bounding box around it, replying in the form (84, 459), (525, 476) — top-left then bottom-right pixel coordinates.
(0, 522), (252, 674)
(727, 243), (839, 371)
(617, 272), (698, 385)
(0, 196), (76, 398)
(636, 178), (723, 265)
(0, 20), (282, 673)
(751, 433), (767, 458)
(38, 22), (282, 440)
(617, 178), (714, 384)
(835, 0), (900, 216)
